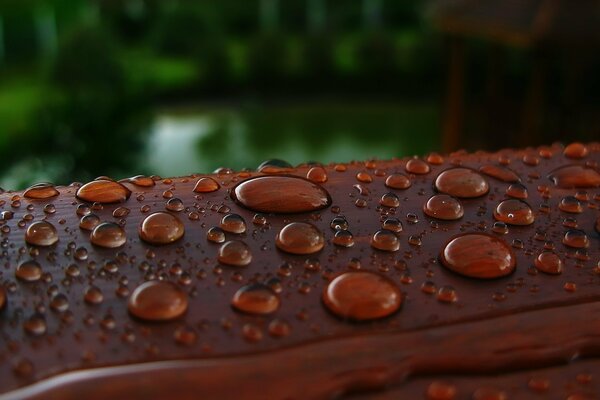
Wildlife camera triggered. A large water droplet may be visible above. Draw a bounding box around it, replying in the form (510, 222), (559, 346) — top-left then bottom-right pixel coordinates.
(76, 179), (131, 203)
(423, 194), (464, 220)
(275, 222), (324, 254)
(479, 164), (520, 183)
(493, 199), (535, 225)
(371, 229), (400, 251)
(322, 271), (402, 321)
(218, 240), (252, 266)
(128, 281), (188, 321)
(435, 168), (489, 198)
(563, 142), (588, 159)
(534, 251), (563, 274)
(220, 213), (247, 234)
(139, 212), (185, 245)
(231, 283), (279, 315)
(90, 222), (127, 248)
(16, 260), (42, 282)
(385, 174), (411, 189)
(440, 233), (516, 278)
(193, 177), (220, 193)
(549, 165), (600, 188)
(233, 176), (331, 213)
(23, 183), (59, 199)
(25, 221), (58, 246)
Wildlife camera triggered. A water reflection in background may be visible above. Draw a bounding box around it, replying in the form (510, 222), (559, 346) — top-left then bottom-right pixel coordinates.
(143, 101), (439, 178)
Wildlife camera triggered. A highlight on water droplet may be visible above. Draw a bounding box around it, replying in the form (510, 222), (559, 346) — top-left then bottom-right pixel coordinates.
(25, 221), (59, 246)
(493, 199), (535, 226)
(218, 240), (252, 266)
(76, 179), (131, 203)
(193, 177), (220, 193)
(423, 194), (464, 220)
(23, 183), (60, 199)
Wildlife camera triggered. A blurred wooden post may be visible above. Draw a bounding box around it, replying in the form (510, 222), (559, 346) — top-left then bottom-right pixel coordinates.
(442, 37), (465, 153)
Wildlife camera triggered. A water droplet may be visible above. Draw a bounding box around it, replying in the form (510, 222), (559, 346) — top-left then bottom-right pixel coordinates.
(112, 206), (130, 218)
(24, 314), (47, 336)
(564, 142), (588, 159)
(380, 192), (400, 208)
(426, 153), (445, 165)
(275, 222), (324, 254)
(90, 222), (127, 248)
(562, 229), (589, 248)
(505, 183), (528, 199)
(330, 216), (349, 230)
(493, 199), (535, 225)
(220, 213), (246, 234)
(232, 176), (331, 213)
(193, 177), (220, 193)
(356, 171), (373, 183)
(242, 323), (263, 342)
(382, 218), (403, 233)
(385, 174), (411, 189)
(559, 196), (583, 213)
(138, 212), (185, 245)
(479, 164), (520, 183)
(306, 166), (327, 183)
(435, 168), (489, 198)
(23, 183), (59, 199)
(174, 326), (197, 346)
(25, 221), (59, 246)
(423, 194), (464, 220)
(472, 387), (507, 400)
(333, 230), (355, 247)
(437, 285), (458, 303)
(405, 158), (430, 174)
(371, 229), (400, 252)
(564, 281), (577, 292)
(268, 319), (291, 337)
(79, 214), (100, 231)
(50, 294), (69, 312)
(549, 165), (600, 188)
(323, 271), (402, 321)
(165, 198), (184, 212)
(122, 175), (155, 187)
(128, 281), (188, 321)
(426, 381), (457, 400)
(16, 260), (42, 282)
(207, 227), (226, 243)
(218, 240), (252, 266)
(441, 233), (515, 279)
(76, 179), (131, 203)
(231, 283), (279, 315)
(84, 286), (104, 304)
(534, 251), (563, 274)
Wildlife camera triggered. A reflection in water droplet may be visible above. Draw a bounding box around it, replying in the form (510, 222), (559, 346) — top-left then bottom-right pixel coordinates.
(506, 183), (528, 199)
(441, 233), (515, 279)
(207, 227), (226, 243)
(385, 174), (411, 189)
(306, 166), (327, 183)
(493, 199), (535, 226)
(193, 177), (220, 193)
(220, 213), (247, 234)
(231, 283), (279, 315)
(25, 221), (59, 246)
(275, 222), (324, 254)
(84, 286), (104, 305)
(423, 194), (464, 220)
(16, 260), (42, 282)
(128, 281), (188, 321)
(330, 216), (349, 231)
(79, 214), (100, 231)
(23, 183), (59, 199)
(76, 180), (131, 203)
(90, 222), (127, 248)
(559, 196), (583, 213)
(380, 192), (400, 208)
(371, 229), (400, 252)
(322, 271), (402, 321)
(382, 218), (403, 233)
(218, 240), (252, 266)
(333, 230), (354, 247)
(165, 198), (184, 212)
(479, 165), (520, 183)
(549, 165), (600, 188)
(435, 168), (489, 198)
(233, 176), (331, 213)
(534, 251), (562, 274)
(24, 314), (47, 336)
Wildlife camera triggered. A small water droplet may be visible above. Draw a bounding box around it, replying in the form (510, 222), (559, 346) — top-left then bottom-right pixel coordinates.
(165, 198), (184, 212)
(24, 314), (47, 336)
(79, 214), (100, 231)
(330, 216), (349, 231)
(472, 387), (507, 400)
(356, 172), (373, 183)
(275, 222), (324, 254)
(423, 194), (464, 220)
(562, 229), (589, 248)
(138, 212), (185, 245)
(193, 177), (220, 193)
(220, 213), (247, 234)
(405, 158), (430, 174)
(385, 174), (411, 189)
(426, 381), (457, 400)
(207, 227), (226, 243)
(493, 199), (535, 226)
(505, 183), (528, 199)
(16, 260), (42, 282)
(559, 196), (583, 213)
(306, 166), (327, 183)
(25, 221), (59, 246)
(128, 281), (188, 321)
(90, 222), (127, 248)
(84, 286), (104, 304)
(371, 229), (400, 252)
(174, 326), (197, 346)
(231, 283), (279, 315)
(122, 175), (155, 187)
(233, 176), (331, 213)
(23, 183), (59, 199)
(564, 142), (588, 159)
(441, 233), (515, 279)
(218, 240), (252, 266)
(333, 230), (355, 247)
(435, 168), (489, 198)
(76, 180), (131, 203)
(382, 218), (403, 233)
(242, 323), (263, 342)
(380, 192), (400, 208)
(50, 294), (69, 312)
(268, 319), (291, 337)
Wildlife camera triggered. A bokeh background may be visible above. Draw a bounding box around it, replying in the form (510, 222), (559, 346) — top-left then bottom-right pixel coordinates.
(0, 0), (598, 189)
